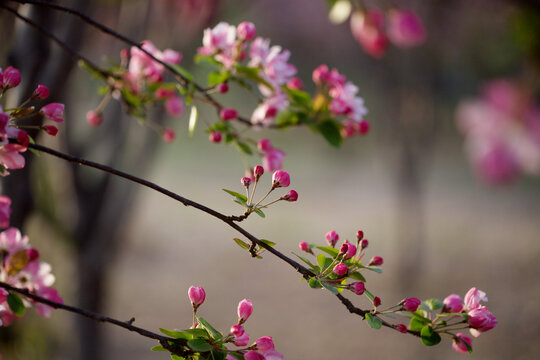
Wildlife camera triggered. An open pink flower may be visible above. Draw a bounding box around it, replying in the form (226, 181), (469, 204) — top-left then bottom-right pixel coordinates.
(464, 287), (487, 310)
(40, 103), (64, 123)
(0, 143), (26, 173)
(233, 332), (250, 346)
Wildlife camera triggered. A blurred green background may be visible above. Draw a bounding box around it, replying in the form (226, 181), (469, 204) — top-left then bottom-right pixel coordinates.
(1, 0), (540, 359)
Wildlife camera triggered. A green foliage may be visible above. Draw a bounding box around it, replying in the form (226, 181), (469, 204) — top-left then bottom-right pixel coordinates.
(420, 326), (441, 346)
(365, 313), (382, 329)
(7, 293), (25, 316)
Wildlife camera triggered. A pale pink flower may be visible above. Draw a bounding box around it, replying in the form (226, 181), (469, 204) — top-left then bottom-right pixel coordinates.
(0, 144), (26, 173)
(452, 333), (472, 354)
(401, 297), (421, 312)
(443, 294), (463, 313)
(165, 96), (184, 116)
(34, 286), (63, 317)
(234, 332), (250, 346)
(333, 263), (348, 276)
(0, 227), (30, 264)
(263, 351), (283, 360)
(40, 103), (64, 123)
(0, 196), (11, 229)
(329, 82), (368, 122)
(387, 10), (426, 48)
(286, 77), (303, 90)
(251, 93), (288, 127)
(263, 148), (286, 172)
(188, 286), (206, 307)
(256, 336), (274, 353)
(162, 49), (182, 65)
(464, 288), (487, 310)
(257, 138), (272, 152)
(237, 299), (253, 322)
(199, 22), (237, 68)
(271, 170), (290, 188)
(350, 10), (389, 58)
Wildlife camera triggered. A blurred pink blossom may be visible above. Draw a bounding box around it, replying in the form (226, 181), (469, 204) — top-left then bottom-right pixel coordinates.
(350, 10), (388, 58)
(387, 10), (426, 48)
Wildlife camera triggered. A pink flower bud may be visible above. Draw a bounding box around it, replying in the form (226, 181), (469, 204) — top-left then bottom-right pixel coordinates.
(387, 10), (426, 48)
(26, 248), (39, 261)
(162, 128), (176, 143)
(350, 10), (389, 58)
(256, 336), (275, 353)
(356, 230), (364, 241)
(86, 111), (103, 127)
(243, 351), (264, 360)
(281, 190), (298, 202)
(299, 241), (310, 252)
(272, 170), (290, 188)
(325, 230), (339, 247)
(209, 131), (222, 143)
(312, 65), (329, 85)
(33, 85), (50, 99)
(257, 138), (272, 152)
(165, 96), (184, 116)
(217, 83), (229, 94)
(402, 297), (421, 312)
(220, 108), (238, 121)
(351, 281), (365, 295)
(0, 288), (8, 304)
(253, 165), (264, 178)
(188, 286), (206, 307)
(345, 243), (357, 259)
(241, 176), (251, 187)
(373, 296), (381, 307)
(40, 103), (65, 122)
(286, 77), (303, 90)
(16, 131), (30, 147)
(41, 125), (58, 136)
(443, 294), (463, 313)
(333, 263), (348, 276)
(452, 333), (472, 354)
(155, 88), (175, 99)
(237, 22), (256, 41)
(339, 243), (349, 255)
(263, 350), (283, 360)
(468, 306), (497, 336)
(464, 287), (487, 310)
(237, 299), (253, 322)
(234, 332), (250, 346)
(341, 120), (356, 138)
(358, 120), (370, 135)
(265, 107), (278, 119)
(368, 256), (383, 266)
(230, 324), (244, 337)
(396, 324), (408, 334)
(0, 196), (11, 229)
(2, 66), (21, 89)
(360, 238), (369, 250)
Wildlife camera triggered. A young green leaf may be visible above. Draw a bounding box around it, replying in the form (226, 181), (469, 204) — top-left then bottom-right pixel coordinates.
(234, 141), (253, 155)
(7, 293), (25, 316)
(365, 313), (382, 329)
(321, 281), (339, 295)
(423, 298), (444, 311)
(364, 289), (375, 303)
(316, 120), (343, 147)
(150, 344), (166, 351)
(409, 316), (429, 332)
(198, 317), (223, 340)
(233, 238), (251, 250)
(349, 271), (366, 282)
(259, 239), (276, 247)
(254, 208), (266, 218)
(222, 189), (248, 203)
(420, 325), (442, 346)
(169, 64), (195, 83)
(183, 328), (210, 339)
(187, 338), (213, 352)
(159, 328), (193, 340)
(170, 355), (185, 360)
(315, 246), (339, 258)
(308, 278), (323, 289)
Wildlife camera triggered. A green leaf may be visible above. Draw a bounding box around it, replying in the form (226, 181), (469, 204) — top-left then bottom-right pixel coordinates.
(420, 326), (441, 346)
(150, 344), (166, 352)
(259, 239), (276, 247)
(316, 246), (339, 258)
(366, 267), (383, 274)
(188, 106), (198, 137)
(364, 290), (375, 303)
(233, 238), (251, 250)
(321, 281), (339, 295)
(169, 64), (195, 83)
(349, 271), (366, 282)
(308, 278), (323, 289)
(120, 88), (143, 108)
(234, 141), (252, 155)
(316, 120), (343, 147)
(234, 66), (274, 92)
(423, 298), (444, 311)
(183, 328), (210, 338)
(198, 317), (223, 340)
(222, 189), (248, 203)
(208, 72), (229, 87)
(409, 316), (429, 332)
(316, 254), (333, 272)
(194, 54), (223, 67)
(187, 338), (213, 352)
(159, 328), (192, 340)
(283, 88), (312, 108)
(210, 349), (227, 360)
(254, 208), (266, 218)
(7, 293), (25, 316)
(171, 355), (185, 360)
(293, 253), (319, 271)
(227, 353), (244, 360)
(365, 313), (382, 329)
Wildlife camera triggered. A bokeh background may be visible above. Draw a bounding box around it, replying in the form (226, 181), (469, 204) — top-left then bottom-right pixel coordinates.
(1, 0), (540, 359)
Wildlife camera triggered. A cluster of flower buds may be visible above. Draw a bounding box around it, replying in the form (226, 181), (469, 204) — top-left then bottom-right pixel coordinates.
(224, 167), (297, 220)
(0, 196), (63, 329)
(174, 286), (282, 359)
(0, 66), (64, 175)
(328, 2), (426, 58)
(456, 79), (540, 185)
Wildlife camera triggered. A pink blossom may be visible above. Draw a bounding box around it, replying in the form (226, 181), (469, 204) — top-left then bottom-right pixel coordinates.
(0, 143), (27, 173)
(281, 190), (298, 202)
(230, 324), (244, 337)
(162, 49), (182, 65)
(333, 263), (348, 276)
(358, 120), (370, 135)
(263, 350), (283, 360)
(263, 148), (286, 172)
(345, 243), (357, 259)
(356, 230), (364, 241)
(256, 336), (274, 353)
(360, 238), (369, 250)
(33, 85), (49, 99)
(86, 111), (103, 127)
(339, 243), (349, 255)
(350, 10), (389, 58)
(128, 41), (182, 86)
(162, 129), (176, 143)
(26, 248), (39, 261)
(257, 138), (273, 152)
(329, 83), (368, 122)
(468, 306), (497, 336)
(368, 256), (383, 266)
(286, 77), (303, 90)
(244, 351), (264, 360)
(241, 177), (251, 187)
(41, 125), (58, 136)
(325, 230), (339, 247)
(188, 286), (206, 307)
(199, 22), (237, 68)
(0, 289), (7, 303)
(351, 281), (365, 295)
(220, 108), (238, 121)
(234, 332), (250, 346)
(373, 296), (382, 307)
(238, 298), (253, 322)
(34, 286), (63, 317)
(402, 297), (421, 312)
(452, 333), (473, 354)
(251, 93), (288, 126)
(271, 170), (290, 188)
(298, 241), (310, 252)
(396, 324), (408, 334)
(0, 227), (30, 262)
(0, 196), (11, 229)
(253, 165), (264, 178)
(2, 66), (21, 90)
(464, 288), (488, 310)
(217, 83), (229, 94)
(40, 103), (64, 123)
(209, 131), (222, 143)
(387, 10), (426, 48)
(237, 22), (256, 41)
(443, 294), (463, 313)
(165, 96), (184, 116)
(341, 120), (356, 138)
(155, 88), (175, 99)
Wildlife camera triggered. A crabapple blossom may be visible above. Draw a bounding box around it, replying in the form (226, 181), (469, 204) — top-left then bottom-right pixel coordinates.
(358, 120), (370, 135)
(188, 286), (206, 307)
(237, 298), (253, 322)
(271, 170), (290, 188)
(333, 263), (348, 276)
(256, 336), (275, 353)
(299, 241), (310, 252)
(350, 10), (389, 58)
(209, 131), (222, 143)
(237, 22), (256, 41)
(86, 111), (103, 127)
(360, 238), (369, 250)
(220, 108), (238, 121)
(368, 256), (383, 266)
(0, 196), (11, 228)
(230, 324), (244, 337)
(286, 77), (303, 90)
(217, 83), (229, 94)
(165, 96), (184, 116)
(40, 103), (64, 122)
(244, 351), (264, 360)
(452, 333), (473, 354)
(464, 287), (487, 310)
(351, 281), (365, 295)
(356, 230), (364, 241)
(42, 125), (58, 136)
(162, 129), (176, 143)
(241, 177), (251, 188)
(258, 138), (286, 172)
(468, 306), (497, 336)
(198, 22), (237, 68)
(325, 230), (339, 247)
(345, 243), (357, 259)
(281, 190), (298, 202)
(373, 296), (382, 307)
(262, 350), (284, 360)
(387, 10), (426, 48)
(0, 143), (27, 173)
(33, 84), (50, 99)
(233, 332), (250, 346)
(443, 294), (463, 313)
(396, 324), (408, 334)
(251, 93), (288, 127)
(253, 165), (264, 178)
(402, 297), (421, 312)
(1, 66), (21, 90)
